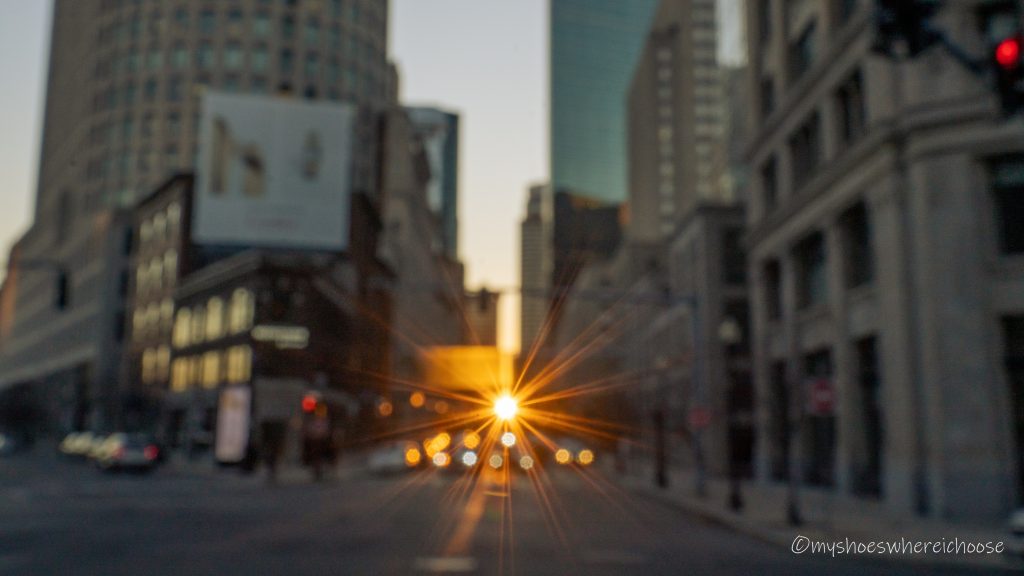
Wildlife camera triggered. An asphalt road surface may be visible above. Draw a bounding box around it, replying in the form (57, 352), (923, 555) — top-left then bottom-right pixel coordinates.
(0, 452), (1015, 575)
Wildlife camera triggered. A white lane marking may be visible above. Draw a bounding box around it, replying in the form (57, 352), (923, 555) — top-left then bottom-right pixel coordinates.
(413, 556), (478, 573)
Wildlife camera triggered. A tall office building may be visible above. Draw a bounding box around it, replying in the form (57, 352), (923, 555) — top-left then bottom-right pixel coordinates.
(519, 184), (552, 355)
(627, 0), (725, 241)
(407, 107), (460, 260)
(550, 0), (659, 203)
(0, 0), (392, 430)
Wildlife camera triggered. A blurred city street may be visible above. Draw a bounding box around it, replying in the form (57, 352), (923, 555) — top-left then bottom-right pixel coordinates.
(0, 449), (1017, 576)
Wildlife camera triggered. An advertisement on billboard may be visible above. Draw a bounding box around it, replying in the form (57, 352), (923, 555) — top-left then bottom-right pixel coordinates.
(215, 385), (251, 464)
(193, 91), (356, 250)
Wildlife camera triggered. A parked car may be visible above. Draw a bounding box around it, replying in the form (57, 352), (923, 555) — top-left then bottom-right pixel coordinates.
(368, 440), (422, 475)
(60, 431), (100, 458)
(93, 433), (162, 472)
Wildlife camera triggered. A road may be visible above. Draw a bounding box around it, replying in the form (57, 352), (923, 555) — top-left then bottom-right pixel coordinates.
(0, 451), (1014, 576)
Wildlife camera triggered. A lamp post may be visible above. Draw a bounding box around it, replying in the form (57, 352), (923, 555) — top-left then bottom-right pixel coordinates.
(653, 356), (669, 489)
(718, 317), (744, 512)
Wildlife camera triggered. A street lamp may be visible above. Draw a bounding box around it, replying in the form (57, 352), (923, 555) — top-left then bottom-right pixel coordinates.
(718, 317), (743, 512)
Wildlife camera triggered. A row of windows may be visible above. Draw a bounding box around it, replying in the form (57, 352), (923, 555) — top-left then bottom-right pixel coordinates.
(173, 289), (255, 349)
(760, 69), (866, 213)
(133, 298), (174, 341)
(136, 250), (178, 295)
(170, 345), (252, 392)
(762, 202), (875, 320)
(140, 203), (181, 247)
(97, 0), (384, 47)
(141, 345), (171, 385)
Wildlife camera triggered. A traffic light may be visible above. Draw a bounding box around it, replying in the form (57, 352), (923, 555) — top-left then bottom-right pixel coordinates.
(301, 394), (318, 413)
(872, 0), (941, 57)
(993, 33), (1024, 115)
(55, 271), (69, 310)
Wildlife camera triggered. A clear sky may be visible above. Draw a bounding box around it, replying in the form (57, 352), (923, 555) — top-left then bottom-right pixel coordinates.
(0, 0), (741, 354)
(0, 0), (51, 267)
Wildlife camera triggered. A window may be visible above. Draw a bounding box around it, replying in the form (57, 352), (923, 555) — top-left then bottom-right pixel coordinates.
(224, 43), (243, 70)
(789, 113), (822, 190)
(803, 349), (836, 487)
(837, 70), (865, 145)
(191, 306), (206, 345)
(280, 49), (294, 74)
(991, 156), (1024, 255)
(172, 45), (188, 69)
(142, 349), (156, 384)
(206, 297), (225, 341)
(1003, 316), (1024, 502)
(253, 13), (271, 36)
(305, 53), (319, 78)
(722, 227), (746, 284)
(167, 78), (183, 101)
(252, 46), (269, 72)
(173, 308), (192, 349)
(761, 156), (778, 212)
(156, 346), (171, 383)
(226, 346), (253, 384)
(201, 351), (221, 389)
(769, 361), (789, 480)
(161, 298), (174, 331)
(760, 76), (775, 119)
(197, 43), (214, 70)
(788, 21), (817, 83)
(853, 336), (883, 497)
(305, 18), (320, 44)
(764, 260), (782, 321)
(794, 232), (827, 310)
(171, 358), (190, 392)
(199, 10), (216, 35)
(840, 203), (873, 288)
(230, 289), (255, 333)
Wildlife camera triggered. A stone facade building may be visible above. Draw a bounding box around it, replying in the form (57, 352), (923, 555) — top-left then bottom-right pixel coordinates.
(744, 0), (1024, 521)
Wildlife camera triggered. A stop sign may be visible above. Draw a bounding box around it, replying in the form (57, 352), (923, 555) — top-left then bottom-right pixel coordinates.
(807, 378), (835, 416)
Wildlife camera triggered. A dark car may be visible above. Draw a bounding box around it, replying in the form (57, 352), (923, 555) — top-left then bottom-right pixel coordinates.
(93, 433), (162, 472)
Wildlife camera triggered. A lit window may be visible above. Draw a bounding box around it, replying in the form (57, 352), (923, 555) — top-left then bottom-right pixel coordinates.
(161, 299), (174, 331)
(191, 306), (206, 345)
(227, 346), (253, 384)
(171, 358), (190, 392)
(156, 346), (171, 382)
(173, 308), (192, 349)
(230, 289), (255, 333)
(142, 349), (156, 384)
(201, 351), (221, 388)
(206, 297), (224, 340)
(163, 251), (178, 285)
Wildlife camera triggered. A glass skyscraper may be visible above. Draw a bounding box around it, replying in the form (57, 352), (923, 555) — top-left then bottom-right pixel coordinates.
(550, 0), (659, 203)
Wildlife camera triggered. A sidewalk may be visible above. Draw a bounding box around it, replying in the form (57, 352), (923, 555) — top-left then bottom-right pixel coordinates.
(621, 466), (1023, 571)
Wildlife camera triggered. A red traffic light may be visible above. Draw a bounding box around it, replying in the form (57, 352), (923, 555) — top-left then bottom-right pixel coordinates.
(301, 395), (318, 413)
(995, 36), (1021, 69)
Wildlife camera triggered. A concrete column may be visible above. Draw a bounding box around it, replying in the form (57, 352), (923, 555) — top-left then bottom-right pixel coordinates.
(866, 166), (919, 516)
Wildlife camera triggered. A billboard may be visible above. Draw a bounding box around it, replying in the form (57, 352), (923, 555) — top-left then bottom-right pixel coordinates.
(193, 91), (356, 250)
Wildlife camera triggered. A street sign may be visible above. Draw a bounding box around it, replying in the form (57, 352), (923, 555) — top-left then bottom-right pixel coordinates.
(807, 378), (835, 416)
(688, 407), (712, 430)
